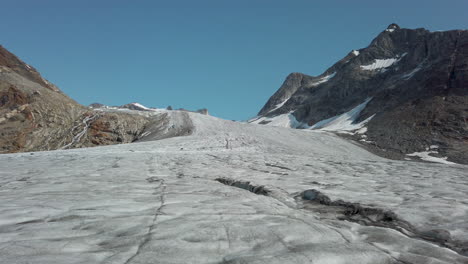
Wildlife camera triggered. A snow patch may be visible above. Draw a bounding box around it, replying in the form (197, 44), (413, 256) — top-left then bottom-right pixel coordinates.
(361, 53), (407, 71)
(356, 127), (367, 134)
(140, 131), (152, 137)
(407, 151), (456, 165)
(385, 29), (395, 33)
(131, 102), (151, 110)
(308, 72), (336, 87)
(250, 112), (301, 128)
(309, 98), (374, 132)
(267, 98), (289, 114)
(352, 50), (360, 56)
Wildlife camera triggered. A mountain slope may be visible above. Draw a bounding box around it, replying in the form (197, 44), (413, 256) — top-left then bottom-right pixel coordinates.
(0, 46), (86, 152)
(1, 112), (467, 263)
(254, 24), (468, 164)
(0, 46), (192, 152)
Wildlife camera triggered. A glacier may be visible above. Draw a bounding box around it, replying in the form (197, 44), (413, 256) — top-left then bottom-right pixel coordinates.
(0, 111), (467, 264)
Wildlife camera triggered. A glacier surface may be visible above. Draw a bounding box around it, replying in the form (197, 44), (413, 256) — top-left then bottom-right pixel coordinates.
(1, 112), (467, 264)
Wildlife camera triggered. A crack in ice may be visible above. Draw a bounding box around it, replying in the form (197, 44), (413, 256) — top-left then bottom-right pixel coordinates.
(123, 179), (166, 264)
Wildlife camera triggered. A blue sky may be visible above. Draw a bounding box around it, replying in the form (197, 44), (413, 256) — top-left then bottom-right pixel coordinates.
(1, 0), (467, 120)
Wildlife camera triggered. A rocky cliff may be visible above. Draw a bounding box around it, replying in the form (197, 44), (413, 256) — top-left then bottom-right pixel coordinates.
(255, 24), (468, 164)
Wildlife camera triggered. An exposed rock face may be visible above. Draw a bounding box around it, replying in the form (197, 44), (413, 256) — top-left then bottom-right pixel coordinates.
(0, 45), (59, 92)
(0, 50), (85, 152)
(0, 46), (187, 152)
(53, 111), (150, 150)
(258, 72), (315, 116)
(195, 108), (209, 115)
(256, 24), (468, 163)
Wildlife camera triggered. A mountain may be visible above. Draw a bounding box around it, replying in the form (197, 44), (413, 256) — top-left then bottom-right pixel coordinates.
(0, 46), (198, 152)
(253, 24), (468, 164)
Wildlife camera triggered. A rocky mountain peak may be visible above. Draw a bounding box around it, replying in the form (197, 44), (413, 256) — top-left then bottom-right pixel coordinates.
(387, 23), (400, 30)
(254, 25), (468, 164)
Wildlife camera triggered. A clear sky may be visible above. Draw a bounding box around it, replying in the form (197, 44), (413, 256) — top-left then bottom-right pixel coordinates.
(1, 0), (467, 120)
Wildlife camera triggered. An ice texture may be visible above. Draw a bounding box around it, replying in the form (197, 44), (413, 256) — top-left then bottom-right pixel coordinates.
(0, 111), (467, 263)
